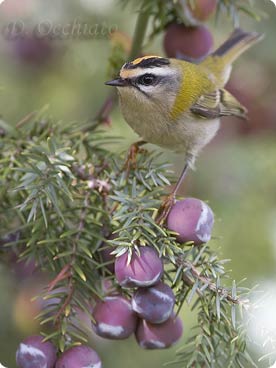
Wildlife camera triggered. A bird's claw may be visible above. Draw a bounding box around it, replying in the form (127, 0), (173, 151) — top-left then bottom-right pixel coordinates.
(123, 142), (145, 176)
(156, 193), (176, 225)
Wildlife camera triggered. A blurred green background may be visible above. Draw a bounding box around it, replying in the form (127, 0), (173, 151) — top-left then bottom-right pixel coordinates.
(0, 0), (275, 367)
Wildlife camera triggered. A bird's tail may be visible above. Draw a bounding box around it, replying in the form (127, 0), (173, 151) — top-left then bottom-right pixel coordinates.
(211, 28), (264, 64)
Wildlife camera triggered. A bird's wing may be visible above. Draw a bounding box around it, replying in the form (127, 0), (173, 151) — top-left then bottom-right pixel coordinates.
(190, 89), (247, 120)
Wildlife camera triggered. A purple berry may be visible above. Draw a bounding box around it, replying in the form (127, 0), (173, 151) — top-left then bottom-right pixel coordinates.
(13, 36), (55, 67)
(0, 231), (20, 247)
(92, 295), (137, 339)
(55, 346), (101, 368)
(16, 335), (56, 368)
(132, 282), (175, 324)
(188, 0), (217, 21)
(13, 258), (36, 279)
(136, 315), (183, 349)
(163, 24), (213, 60)
(0, 232), (37, 280)
(115, 247), (163, 288)
(167, 198), (214, 245)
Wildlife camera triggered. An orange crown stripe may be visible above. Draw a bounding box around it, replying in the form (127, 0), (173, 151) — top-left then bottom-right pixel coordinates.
(131, 55), (161, 65)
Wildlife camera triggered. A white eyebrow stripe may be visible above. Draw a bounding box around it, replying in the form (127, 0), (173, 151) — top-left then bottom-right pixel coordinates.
(127, 66), (175, 78)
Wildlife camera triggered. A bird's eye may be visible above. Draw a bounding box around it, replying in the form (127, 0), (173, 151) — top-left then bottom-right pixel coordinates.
(137, 74), (156, 86)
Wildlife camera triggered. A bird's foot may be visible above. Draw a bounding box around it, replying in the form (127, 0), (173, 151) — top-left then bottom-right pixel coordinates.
(156, 192), (176, 225)
(123, 141), (146, 176)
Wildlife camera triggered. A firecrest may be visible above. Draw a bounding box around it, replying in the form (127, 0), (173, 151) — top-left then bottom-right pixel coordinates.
(105, 28), (263, 221)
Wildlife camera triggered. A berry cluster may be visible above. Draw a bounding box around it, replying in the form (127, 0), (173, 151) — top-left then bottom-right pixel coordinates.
(16, 336), (101, 368)
(94, 245), (182, 349)
(15, 198), (214, 367)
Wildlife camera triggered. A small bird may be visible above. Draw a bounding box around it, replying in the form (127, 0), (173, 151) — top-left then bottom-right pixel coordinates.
(105, 28), (263, 222)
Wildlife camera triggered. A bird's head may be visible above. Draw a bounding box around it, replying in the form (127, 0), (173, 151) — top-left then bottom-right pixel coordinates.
(105, 56), (182, 111)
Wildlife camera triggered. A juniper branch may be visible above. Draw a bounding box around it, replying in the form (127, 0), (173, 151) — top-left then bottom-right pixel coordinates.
(177, 257), (247, 306)
(0, 106), (259, 365)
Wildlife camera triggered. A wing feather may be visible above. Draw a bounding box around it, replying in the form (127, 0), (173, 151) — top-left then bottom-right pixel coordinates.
(191, 89), (247, 120)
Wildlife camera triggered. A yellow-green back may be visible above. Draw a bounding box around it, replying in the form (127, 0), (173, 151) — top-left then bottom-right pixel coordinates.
(170, 59), (216, 120)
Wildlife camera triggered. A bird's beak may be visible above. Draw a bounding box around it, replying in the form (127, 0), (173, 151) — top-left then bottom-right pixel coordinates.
(105, 78), (128, 87)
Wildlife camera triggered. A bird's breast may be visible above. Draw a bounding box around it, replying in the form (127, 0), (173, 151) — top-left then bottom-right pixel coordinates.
(119, 89), (172, 147)
(118, 88), (220, 156)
